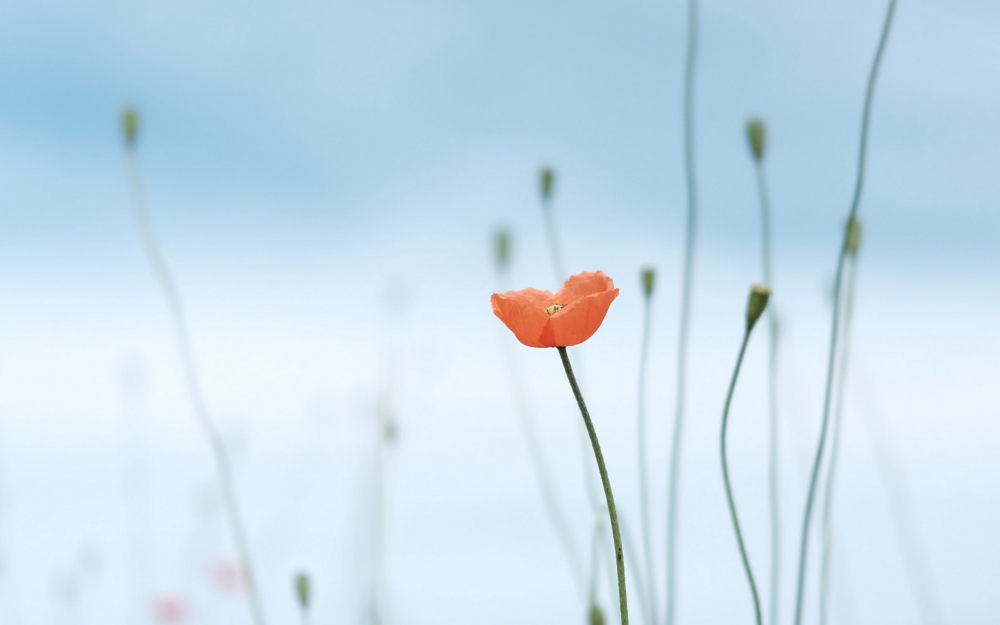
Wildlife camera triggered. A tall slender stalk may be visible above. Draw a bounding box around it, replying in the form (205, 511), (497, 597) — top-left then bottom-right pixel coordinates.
(621, 517), (652, 625)
(666, 0), (698, 621)
(558, 347), (629, 625)
(747, 118), (781, 625)
(493, 231), (587, 598)
(122, 111), (266, 625)
(637, 269), (658, 625)
(539, 167), (568, 286)
(791, 3), (898, 623)
(819, 252), (859, 625)
(536, 171), (616, 610)
(855, 364), (946, 625)
(720, 330), (763, 625)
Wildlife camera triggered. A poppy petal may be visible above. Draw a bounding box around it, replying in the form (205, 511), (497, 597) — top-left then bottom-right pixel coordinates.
(544, 287), (620, 346)
(554, 271), (615, 304)
(491, 288), (553, 348)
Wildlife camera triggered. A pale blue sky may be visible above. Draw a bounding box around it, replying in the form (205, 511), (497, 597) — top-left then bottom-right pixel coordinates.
(1, 1), (999, 624)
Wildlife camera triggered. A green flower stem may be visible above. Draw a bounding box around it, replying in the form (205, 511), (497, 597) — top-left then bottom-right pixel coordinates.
(753, 157), (781, 625)
(819, 253), (859, 625)
(667, 0), (699, 622)
(558, 347), (629, 625)
(720, 330), (763, 625)
(125, 148), (266, 625)
(637, 295), (659, 625)
(792, 2), (897, 623)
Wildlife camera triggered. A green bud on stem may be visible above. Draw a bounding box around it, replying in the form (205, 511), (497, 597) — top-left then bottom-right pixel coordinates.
(641, 267), (655, 299)
(122, 108), (139, 148)
(294, 572), (311, 610)
(494, 229), (510, 270)
(844, 217), (862, 256)
(746, 284), (772, 332)
(589, 604), (605, 625)
(539, 167), (555, 204)
(746, 118), (765, 162)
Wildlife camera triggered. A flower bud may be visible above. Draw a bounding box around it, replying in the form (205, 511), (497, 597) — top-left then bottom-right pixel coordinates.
(494, 229), (510, 270)
(746, 284), (772, 332)
(746, 118), (765, 162)
(589, 605), (605, 625)
(844, 217), (861, 256)
(641, 267), (655, 299)
(294, 572), (310, 610)
(539, 167), (555, 204)
(122, 108), (139, 147)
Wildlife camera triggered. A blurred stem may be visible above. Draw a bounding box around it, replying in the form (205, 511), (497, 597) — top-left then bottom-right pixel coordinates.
(541, 196), (567, 287)
(496, 269), (587, 599)
(753, 159), (781, 625)
(558, 347), (629, 625)
(792, 2), (897, 623)
(818, 254), (858, 625)
(540, 188), (611, 596)
(637, 295), (658, 625)
(124, 149), (266, 625)
(666, 0), (698, 622)
(720, 330), (763, 625)
(621, 517), (652, 625)
(855, 363), (947, 625)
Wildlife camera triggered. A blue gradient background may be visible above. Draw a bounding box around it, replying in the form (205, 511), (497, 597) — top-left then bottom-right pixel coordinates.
(0, 0), (998, 623)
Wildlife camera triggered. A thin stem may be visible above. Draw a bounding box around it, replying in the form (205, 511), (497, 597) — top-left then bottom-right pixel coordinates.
(539, 189), (611, 595)
(637, 295), (658, 625)
(372, 377), (391, 625)
(720, 330), (763, 625)
(621, 517), (652, 625)
(558, 347), (629, 625)
(792, 2), (897, 623)
(124, 149), (266, 625)
(496, 270), (587, 598)
(666, 0), (698, 622)
(753, 160), (781, 625)
(855, 364), (946, 625)
(819, 254), (858, 625)
(541, 197), (567, 287)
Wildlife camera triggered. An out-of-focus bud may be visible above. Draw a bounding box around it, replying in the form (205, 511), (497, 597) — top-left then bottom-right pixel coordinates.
(844, 217), (862, 256)
(746, 118), (765, 162)
(122, 108), (139, 147)
(383, 418), (398, 444)
(540, 167), (555, 204)
(589, 604), (605, 625)
(495, 229), (510, 271)
(641, 267), (655, 299)
(746, 284), (772, 332)
(294, 573), (310, 610)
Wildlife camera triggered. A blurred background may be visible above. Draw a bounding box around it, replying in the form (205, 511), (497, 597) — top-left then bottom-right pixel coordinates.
(0, 0), (998, 623)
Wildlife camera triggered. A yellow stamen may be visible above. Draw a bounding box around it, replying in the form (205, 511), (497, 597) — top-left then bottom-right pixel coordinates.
(545, 304), (564, 315)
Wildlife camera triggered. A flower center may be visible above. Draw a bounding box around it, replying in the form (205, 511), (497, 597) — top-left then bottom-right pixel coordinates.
(545, 304), (564, 315)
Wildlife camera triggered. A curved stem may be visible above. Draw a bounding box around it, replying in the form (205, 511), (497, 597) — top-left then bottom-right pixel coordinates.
(125, 150), (266, 625)
(558, 347), (629, 625)
(637, 296), (659, 625)
(720, 330), (763, 625)
(666, 1), (698, 623)
(819, 254), (858, 625)
(753, 160), (781, 625)
(791, 2), (897, 623)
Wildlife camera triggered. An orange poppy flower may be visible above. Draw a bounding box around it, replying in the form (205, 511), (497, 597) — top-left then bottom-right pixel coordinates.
(492, 271), (619, 348)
